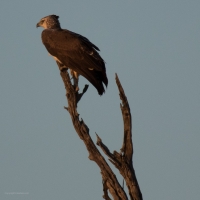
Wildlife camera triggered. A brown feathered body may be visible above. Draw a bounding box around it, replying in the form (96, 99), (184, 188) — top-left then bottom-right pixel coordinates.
(37, 15), (108, 95)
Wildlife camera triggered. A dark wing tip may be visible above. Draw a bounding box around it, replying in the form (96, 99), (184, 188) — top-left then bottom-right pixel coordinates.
(97, 87), (105, 96)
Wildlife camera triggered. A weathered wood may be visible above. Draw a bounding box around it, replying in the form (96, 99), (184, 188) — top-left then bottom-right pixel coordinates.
(58, 67), (128, 200)
(96, 74), (143, 200)
(57, 61), (142, 199)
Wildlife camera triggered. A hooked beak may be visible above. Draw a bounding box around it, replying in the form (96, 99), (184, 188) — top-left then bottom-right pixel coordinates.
(36, 21), (41, 28)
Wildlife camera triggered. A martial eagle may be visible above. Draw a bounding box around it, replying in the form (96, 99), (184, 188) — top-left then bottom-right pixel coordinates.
(36, 15), (108, 95)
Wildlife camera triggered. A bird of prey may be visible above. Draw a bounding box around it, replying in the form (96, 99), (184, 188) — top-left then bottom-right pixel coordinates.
(36, 15), (108, 95)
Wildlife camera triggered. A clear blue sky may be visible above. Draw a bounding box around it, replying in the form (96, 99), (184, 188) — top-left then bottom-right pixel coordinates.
(0, 1), (199, 199)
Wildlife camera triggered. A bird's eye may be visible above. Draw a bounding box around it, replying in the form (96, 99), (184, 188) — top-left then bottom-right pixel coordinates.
(40, 20), (44, 23)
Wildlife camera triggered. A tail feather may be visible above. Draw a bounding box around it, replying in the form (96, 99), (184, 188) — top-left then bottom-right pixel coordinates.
(78, 67), (107, 95)
(60, 58), (108, 95)
(83, 70), (107, 95)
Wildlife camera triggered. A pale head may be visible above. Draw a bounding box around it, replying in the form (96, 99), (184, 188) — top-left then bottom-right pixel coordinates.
(36, 15), (61, 29)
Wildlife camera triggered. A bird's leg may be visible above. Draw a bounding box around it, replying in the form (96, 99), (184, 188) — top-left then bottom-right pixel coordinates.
(70, 69), (79, 92)
(56, 61), (68, 71)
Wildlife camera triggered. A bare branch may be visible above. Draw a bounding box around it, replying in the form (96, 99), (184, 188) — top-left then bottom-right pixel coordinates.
(96, 74), (143, 200)
(59, 68), (128, 200)
(57, 58), (142, 199)
(115, 74), (133, 162)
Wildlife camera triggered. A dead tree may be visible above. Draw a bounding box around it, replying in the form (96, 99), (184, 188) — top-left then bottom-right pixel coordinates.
(56, 63), (143, 200)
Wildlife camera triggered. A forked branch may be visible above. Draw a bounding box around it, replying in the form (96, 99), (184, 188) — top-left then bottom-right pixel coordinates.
(58, 64), (142, 200)
(97, 74), (143, 200)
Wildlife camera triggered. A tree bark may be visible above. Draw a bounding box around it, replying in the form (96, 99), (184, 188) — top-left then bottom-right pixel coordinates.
(57, 63), (142, 200)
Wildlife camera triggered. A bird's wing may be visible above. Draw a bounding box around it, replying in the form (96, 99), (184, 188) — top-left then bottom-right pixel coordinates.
(41, 29), (108, 95)
(41, 29), (105, 72)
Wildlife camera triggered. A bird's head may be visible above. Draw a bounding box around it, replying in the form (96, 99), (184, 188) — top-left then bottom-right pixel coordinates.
(36, 15), (61, 29)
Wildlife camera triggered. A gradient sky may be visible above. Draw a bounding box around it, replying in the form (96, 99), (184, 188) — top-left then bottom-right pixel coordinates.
(0, 1), (200, 199)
